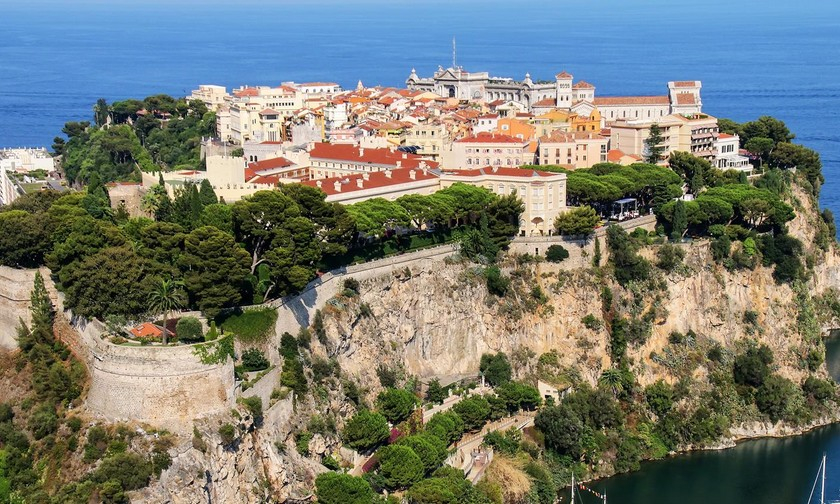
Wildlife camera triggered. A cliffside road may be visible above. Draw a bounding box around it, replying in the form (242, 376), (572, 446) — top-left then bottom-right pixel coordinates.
(422, 385), (492, 423)
(447, 411), (536, 473)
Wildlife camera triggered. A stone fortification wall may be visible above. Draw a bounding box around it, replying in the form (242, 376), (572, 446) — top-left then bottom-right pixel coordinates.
(74, 317), (235, 432)
(0, 267), (37, 349)
(240, 366), (281, 406)
(270, 243), (459, 335)
(508, 214), (657, 268)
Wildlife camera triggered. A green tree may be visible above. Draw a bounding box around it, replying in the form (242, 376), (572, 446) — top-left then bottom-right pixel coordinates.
(607, 225), (650, 286)
(545, 244), (569, 263)
(669, 151), (710, 194)
(64, 246), (155, 319)
(479, 352), (512, 386)
(755, 375), (795, 422)
(178, 226), (250, 318)
(148, 278), (185, 345)
(0, 211), (51, 268)
(315, 472), (374, 504)
(397, 434), (447, 474)
(93, 98), (110, 127)
(553, 206), (600, 236)
(198, 179), (218, 206)
(424, 412), (464, 445)
(174, 316), (202, 343)
(198, 203), (233, 235)
(535, 404), (584, 459)
(343, 410), (389, 452)
(744, 137), (775, 169)
(644, 380), (674, 417)
(378, 445), (425, 489)
(740, 116), (794, 145)
(452, 396), (491, 431)
(598, 368), (625, 397)
(670, 200), (687, 240)
(644, 123), (666, 164)
(376, 388), (417, 424)
(733, 344), (773, 388)
(425, 379), (447, 405)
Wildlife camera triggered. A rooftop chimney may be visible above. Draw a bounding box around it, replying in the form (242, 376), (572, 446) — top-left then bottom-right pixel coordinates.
(492, 166), (499, 173)
(409, 170), (416, 180)
(356, 178), (364, 188)
(316, 180), (322, 188)
(384, 170), (392, 179)
(359, 148), (365, 157)
(396, 160), (402, 168)
(333, 181), (342, 192)
(362, 172), (370, 181)
(402, 153), (408, 159)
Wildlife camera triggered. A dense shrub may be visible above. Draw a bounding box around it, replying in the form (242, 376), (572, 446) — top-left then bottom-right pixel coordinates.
(479, 352), (512, 386)
(484, 266), (510, 297)
(175, 316), (203, 343)
(803, 376), (835, 403)
(377, 445), (425, 489)
(315, 472), (374, 504)
(218, 423), (236, 445)
(733, 344), (773, 388)
(241, 348), (269, 372)
(545, 244), (570, 263)
(397, 434), (447, 474)
(376, 388), (417, 424)
(92, 452), (153, 491)
(656, 243), (685, 272)
(424, 412), (464, 445)
(343, 410), (389, 452)
(452, 396), (491, 431)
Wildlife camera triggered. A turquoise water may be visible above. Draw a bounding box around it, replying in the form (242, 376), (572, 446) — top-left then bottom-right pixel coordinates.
(587, 335), (840, 504)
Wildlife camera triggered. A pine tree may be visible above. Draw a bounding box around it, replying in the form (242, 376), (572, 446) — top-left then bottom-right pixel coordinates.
(645, 123), (666, 164)
(199, 179), (218, 206)
(593, 237), (602, 267)
(671, 200), (687, 241)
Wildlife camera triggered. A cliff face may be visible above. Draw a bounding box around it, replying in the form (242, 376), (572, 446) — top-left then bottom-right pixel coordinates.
(321, 188), (840, 395)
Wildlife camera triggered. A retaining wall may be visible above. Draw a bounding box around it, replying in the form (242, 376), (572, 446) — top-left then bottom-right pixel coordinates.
(271, 243), (459, 335)
(0, 267), (37, 349)
(240, 366), (281, 407)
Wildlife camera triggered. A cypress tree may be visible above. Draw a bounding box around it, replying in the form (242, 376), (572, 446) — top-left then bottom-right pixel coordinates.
(671, 200), (687, 241)
(645, 123), (666, 164)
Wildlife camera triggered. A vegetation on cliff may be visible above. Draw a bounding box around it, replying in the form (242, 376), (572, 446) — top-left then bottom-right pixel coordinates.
(0, 274), (171, 503)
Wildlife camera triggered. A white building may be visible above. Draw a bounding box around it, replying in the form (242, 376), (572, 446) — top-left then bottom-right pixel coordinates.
(0, 148), (55, 173)
(714, 133), (751, 172)
(188, 85), (230, 112)
(440, 166), (567, 236)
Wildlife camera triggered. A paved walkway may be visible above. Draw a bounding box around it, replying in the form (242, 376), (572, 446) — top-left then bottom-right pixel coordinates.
(422, 385), (492, 423)
(446, 411), (536, 474)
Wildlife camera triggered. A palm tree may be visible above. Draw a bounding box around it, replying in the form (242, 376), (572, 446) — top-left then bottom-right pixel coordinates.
(148, 278), (185, 345)
(599, 368), (624, 397)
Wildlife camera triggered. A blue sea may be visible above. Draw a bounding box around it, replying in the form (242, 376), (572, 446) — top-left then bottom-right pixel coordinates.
(1, 1), (840, 501)
(1, 0), (838, 210)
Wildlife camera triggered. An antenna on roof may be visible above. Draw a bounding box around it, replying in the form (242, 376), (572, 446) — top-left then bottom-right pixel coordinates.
(452, 37), (457, 69)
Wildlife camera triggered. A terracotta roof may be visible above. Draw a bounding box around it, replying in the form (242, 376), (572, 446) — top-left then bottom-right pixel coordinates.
(555, 71), (573, 79)
(675, 94), (696, 105)
(259, 108), (280, 115)
(607, 149), (640, 163)
(532, 98), (556, 107)
(718, 133), (735, 139)
(455, 132), (527, 145)
(248, 157), (295, 172)
(573, 81), (595, 89)
(673, 81), (698, 87)
(444, 166), (561, 178)
(592, 96), (670, 106)
(302, 167), (439, 196)
(233, 87), (258, 97)
(309, 143), (439, 169)
(130, 323), (163, 339)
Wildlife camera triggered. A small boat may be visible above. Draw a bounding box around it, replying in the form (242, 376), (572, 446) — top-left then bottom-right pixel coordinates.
(809, 454), (840, 504)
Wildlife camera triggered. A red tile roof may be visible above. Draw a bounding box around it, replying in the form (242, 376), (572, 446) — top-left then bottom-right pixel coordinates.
(718, 133), (735, 139)
(259, 108), (280, 115)
(130, 323), (163, 339)
(573, 81), (595, 89)
(302, 167), (439, 196)
(248, 157), (295, 172)
(532, 98), (556, 107)
(592, 96), (670, 106)
(673, 81), (698, 87)
(233, 87), (258, 97)
(455, 132), (527, 145)
(309, 143), (439, 169)
(607, 149), (641, 163)
(675, 94), (696, 105)
(299, 82), (338, 87)
(555, 71), (573, 79)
